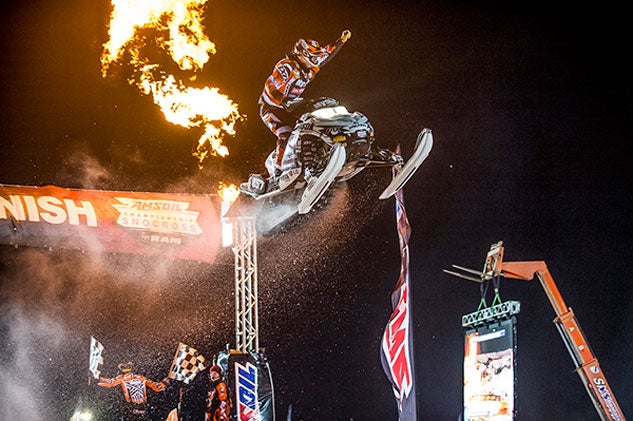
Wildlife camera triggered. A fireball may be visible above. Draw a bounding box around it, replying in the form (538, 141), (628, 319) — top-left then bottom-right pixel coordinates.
(101, 0), (243, 164)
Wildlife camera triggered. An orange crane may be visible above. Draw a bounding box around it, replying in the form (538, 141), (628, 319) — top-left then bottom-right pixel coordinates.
(446, 241), (626, 421)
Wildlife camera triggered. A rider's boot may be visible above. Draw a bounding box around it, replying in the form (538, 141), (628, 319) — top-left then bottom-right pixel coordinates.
(239, 174), (274, 197)
(239, 167), (304, 198)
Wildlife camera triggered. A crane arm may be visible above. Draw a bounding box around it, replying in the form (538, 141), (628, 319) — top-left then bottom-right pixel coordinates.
(496, 248), (626, 421)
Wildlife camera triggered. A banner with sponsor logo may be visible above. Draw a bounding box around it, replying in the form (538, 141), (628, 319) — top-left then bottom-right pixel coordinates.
(0, 184), (223, 263)
(217, 350), (275, 421)
(380, 174), (418, 420)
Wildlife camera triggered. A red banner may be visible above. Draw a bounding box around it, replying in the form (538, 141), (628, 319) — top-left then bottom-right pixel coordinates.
(381, 157), (417, 420)
(0, 184), (223, 263)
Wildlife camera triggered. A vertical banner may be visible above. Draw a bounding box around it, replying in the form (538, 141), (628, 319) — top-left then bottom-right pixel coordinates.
(0, 184), (223, 263)
(380, 176), (417, 420)
(218, 350), (275, 421)
(463, 318), (517, 420)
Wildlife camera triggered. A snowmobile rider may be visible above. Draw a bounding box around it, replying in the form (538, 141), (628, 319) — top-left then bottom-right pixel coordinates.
(97, 362), (169, 420)
(205, 365), (232, 421)
(241, 29), (351, 196)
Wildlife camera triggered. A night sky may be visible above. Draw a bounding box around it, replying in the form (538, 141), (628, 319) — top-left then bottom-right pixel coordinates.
(1, 1), (631, 420)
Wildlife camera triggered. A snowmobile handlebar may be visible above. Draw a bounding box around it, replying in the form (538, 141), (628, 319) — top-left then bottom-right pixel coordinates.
(283, 97), (305, 113)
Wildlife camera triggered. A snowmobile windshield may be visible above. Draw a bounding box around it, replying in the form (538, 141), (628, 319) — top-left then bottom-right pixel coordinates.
(311, 105), (349, 119)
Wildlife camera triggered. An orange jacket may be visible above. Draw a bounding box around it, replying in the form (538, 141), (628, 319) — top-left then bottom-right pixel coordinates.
(98, 373), (166, 404)
(260, 41), (341, 108)
(207, 379), (231, 420)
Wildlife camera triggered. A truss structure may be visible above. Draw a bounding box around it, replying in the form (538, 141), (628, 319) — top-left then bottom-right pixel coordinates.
(231, 216), (259, 353)
(461, 300), (521, 328)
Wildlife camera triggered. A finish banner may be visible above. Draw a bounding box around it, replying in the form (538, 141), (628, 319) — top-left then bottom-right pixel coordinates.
(0, 184), (223, 263)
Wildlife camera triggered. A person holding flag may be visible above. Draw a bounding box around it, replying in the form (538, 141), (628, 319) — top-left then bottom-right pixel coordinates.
(97, 362), (170, 420)
(205, 365), (232, 421)
(166, 342), (209, 420)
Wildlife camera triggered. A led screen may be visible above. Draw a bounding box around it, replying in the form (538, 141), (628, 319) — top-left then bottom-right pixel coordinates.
(463, 317), (517, 421)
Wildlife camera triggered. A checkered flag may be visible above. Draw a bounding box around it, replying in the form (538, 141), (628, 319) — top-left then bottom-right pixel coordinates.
(89, 336), (104, 379)
(168, 342), (207, 384)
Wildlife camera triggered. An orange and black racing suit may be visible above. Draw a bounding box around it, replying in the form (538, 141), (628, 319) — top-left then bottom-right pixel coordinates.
(205, 378), (232, 421)
(98, 373), (167, 420)
(258, 38), (346, 176)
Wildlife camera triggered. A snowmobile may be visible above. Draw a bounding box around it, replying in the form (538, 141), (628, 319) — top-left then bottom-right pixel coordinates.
(239, 97), (432, 230)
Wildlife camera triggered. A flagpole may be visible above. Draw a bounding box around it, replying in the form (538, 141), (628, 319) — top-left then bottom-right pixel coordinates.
(178, 387), (183, 421)
(407, 242), (419, 420)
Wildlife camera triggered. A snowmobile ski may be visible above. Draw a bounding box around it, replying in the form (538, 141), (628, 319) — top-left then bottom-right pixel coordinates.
(379, 128), (433, 199)
(298, 143), (346, 214)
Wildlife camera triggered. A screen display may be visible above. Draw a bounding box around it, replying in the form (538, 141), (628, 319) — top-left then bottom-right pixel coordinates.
(463, 317), (517, 420)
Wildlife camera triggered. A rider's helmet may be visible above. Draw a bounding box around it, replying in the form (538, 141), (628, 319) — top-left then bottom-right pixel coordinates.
(210, 365), (223, 379)
(118, 362), (133, 373)
(293, 38), (329, 71)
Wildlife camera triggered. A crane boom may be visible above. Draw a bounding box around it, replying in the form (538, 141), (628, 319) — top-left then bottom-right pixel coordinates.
(489, 243), (626, 421)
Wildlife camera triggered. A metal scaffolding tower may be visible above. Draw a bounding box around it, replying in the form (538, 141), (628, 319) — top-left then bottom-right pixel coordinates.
(231, 216), (259, 353)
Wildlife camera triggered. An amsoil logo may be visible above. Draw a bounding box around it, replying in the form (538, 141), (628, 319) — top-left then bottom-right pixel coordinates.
(235, 361), (260, 421)
(112, 198), (202, 235)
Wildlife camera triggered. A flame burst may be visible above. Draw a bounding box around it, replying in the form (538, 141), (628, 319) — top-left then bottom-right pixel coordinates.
(101, 0), (243, 164)
(217, 182), (239, 205)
